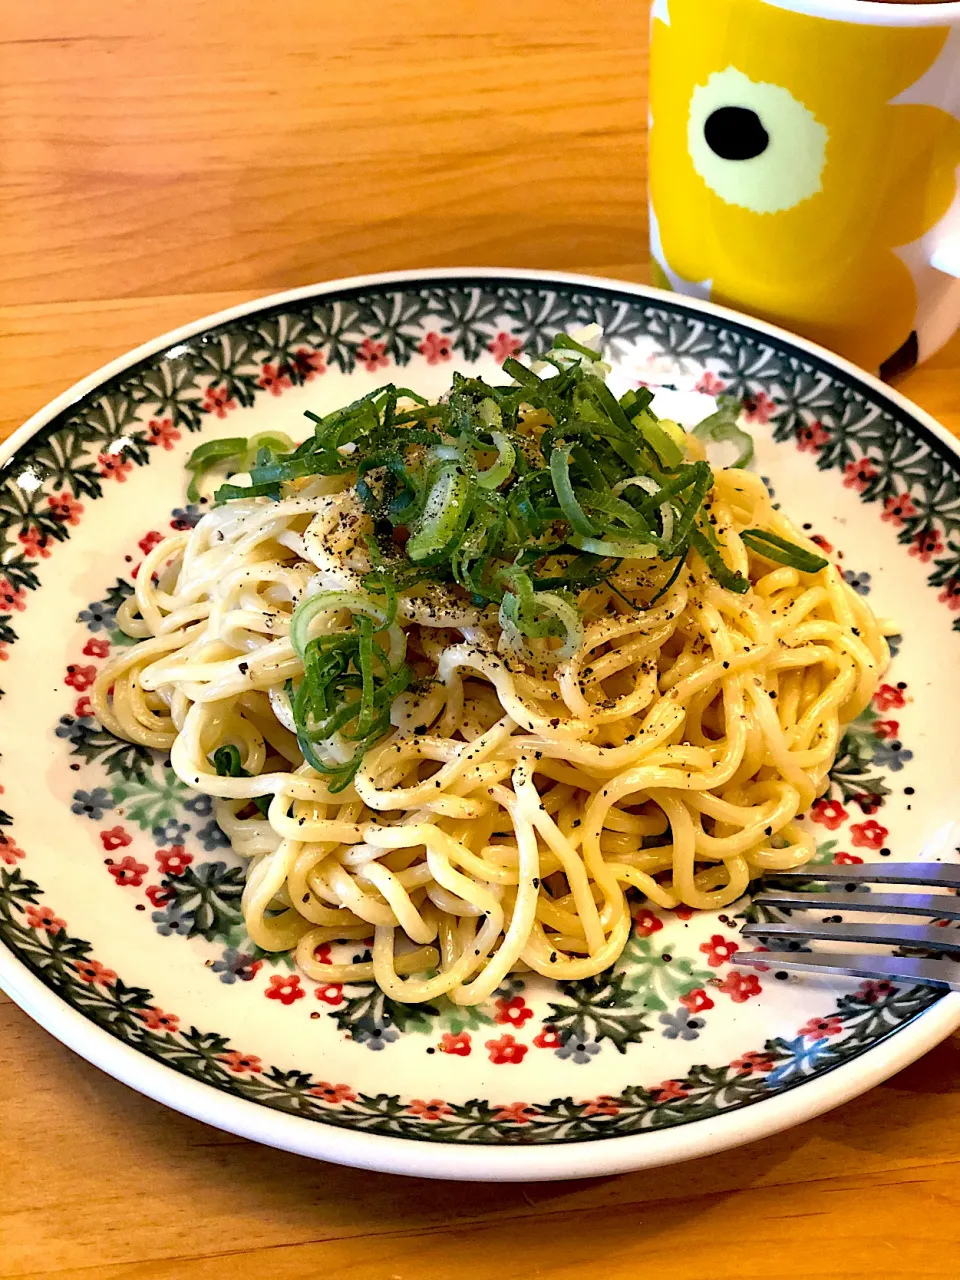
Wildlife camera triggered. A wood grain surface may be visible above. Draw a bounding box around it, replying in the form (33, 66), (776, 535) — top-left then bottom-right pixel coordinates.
(1, 3), (958, 1277)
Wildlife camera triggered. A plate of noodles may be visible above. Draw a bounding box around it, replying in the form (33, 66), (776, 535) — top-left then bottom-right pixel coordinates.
(1, 268), (958, 1181)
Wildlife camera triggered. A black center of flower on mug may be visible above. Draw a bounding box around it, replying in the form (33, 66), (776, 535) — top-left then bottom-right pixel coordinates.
(704, 106), (769, 161)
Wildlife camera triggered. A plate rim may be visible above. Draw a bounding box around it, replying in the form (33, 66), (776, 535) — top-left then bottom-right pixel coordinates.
(3, 265), (959, 1181)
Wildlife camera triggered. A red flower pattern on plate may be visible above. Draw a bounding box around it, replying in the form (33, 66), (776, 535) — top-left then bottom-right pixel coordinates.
(909, 528), (944, 562)
(138, 1008), (180, 1032)
(315, 983), (344, 1006)
(48, 492), (83, 524)
(493, 1102), (537, 1125)
(25, 904), (66, 933)
(155, 845), (192, 875)
(533, 1026), (563, 1050)
(138, 530), (164, 555)
(291, 347), (327, 381)
(873, 719), (899, 740)
(695, 371), (726, 396)
(99, 826), (132, 852)
(874, 683), (906, 712)
(0, 579), (27, 613)
(74, 958), (117, 986)
(650, 1079), (689, 1103)
(146, 884), (174, 907)
(881, 493), (918, 526)
(313, 941), (332, 964)
(356, 337), (389, 371)
(582, 1095), (620, 1117)
(107, 855), (148, 887)
(833, 851), (864, 866)
(633, 908), (663, 937)
(98, 451), (132, 482)
(842, 458), (878, 492)
(799, 1015), (844, 1039)
(811, 797), (847, 830)
(731, 1051), (775, 1075)
(407, 1098), (452, 1120)
(850, 820), (888, 850)
(699, 933), (739, 967)
(0, 837), (25, 866)
(669, 903), (695, 921)
(83, 636), (111, 658)
(19, 526), (51, 558)
(855, 793), (883, 816)
(486, 1033), (527, 1065)
(494, 994), (533, 1027)
(146, 417), (181, 450)
(440, 1031), (471, 1056)
(716, 972), (763, 1003)
(310, 1082), (356, 1104)
(266, 974), (305, 1005)
(202, 385), (237, 418)
(488, 332), (522, 363)
(417, 331), (453, 364)
(796, 421), (830, 452)
(679, 987), (714, 1014)
(65, 664), (97, 692)
(219, 1051), (263, 1074)
(743, 391), (776, 424)
(257, 362), (292, 396)
(938, 578), (960, 611)
(857, 979), (896, 1004)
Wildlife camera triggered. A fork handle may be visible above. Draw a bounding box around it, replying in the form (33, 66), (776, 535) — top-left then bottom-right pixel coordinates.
(743, 920), (960, 952)
(734, 950), (960, 992)
(772, 862), (960, 889)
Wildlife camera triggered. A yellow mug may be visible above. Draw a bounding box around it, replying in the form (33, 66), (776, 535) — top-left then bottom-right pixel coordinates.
(648, 0), (960, 376)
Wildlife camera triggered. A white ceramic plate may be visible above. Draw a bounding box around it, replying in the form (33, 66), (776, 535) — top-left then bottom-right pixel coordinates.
(1, 268), (958, 1181)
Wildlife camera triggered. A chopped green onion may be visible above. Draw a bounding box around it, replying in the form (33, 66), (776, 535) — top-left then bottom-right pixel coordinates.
(740, 529), (829, 574)
(632, 411), (684, 470)
(212, 744), (271, 814)
(475, 431), (516, 490)
(692, 397), (754, 469)
(185, 437), (248, 502)
(406, 464), (473, 565)
(503, 356), (539, 386)
(551, 333), (602, 360)
(619, 387), (654, 418)
(689, 526), (749, 594)
(569, 533), (658, 560)
(550, 444), (598, 537)
(194, 332), (774, 780)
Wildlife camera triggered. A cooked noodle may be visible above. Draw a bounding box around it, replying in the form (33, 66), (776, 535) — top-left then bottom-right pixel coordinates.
(93, 394), (887, 1006)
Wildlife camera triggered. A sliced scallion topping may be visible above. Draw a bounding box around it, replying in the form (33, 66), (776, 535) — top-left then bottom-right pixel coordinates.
(406, 463), (473, 565)
(740, 529), (829, 574)
(691, 397), (754, 469)
(212, 744), (271, 815)
(193, 332), (786, 781)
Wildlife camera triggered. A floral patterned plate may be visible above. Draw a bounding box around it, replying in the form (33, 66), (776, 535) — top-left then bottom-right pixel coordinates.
(1, 269), (958, 1182)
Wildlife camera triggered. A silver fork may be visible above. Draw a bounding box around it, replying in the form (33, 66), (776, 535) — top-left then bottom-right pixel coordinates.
(733, 861), (960, 991)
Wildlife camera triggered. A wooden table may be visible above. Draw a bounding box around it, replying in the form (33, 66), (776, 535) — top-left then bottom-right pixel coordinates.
(2, 3), (959, 1277)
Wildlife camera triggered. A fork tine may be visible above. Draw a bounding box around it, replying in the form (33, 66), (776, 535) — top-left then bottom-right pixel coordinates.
(733, 950), (960, 992)
(742, 919), (960, 952)
(771, 862), (960, 889)
(752, 890), (960, 919)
